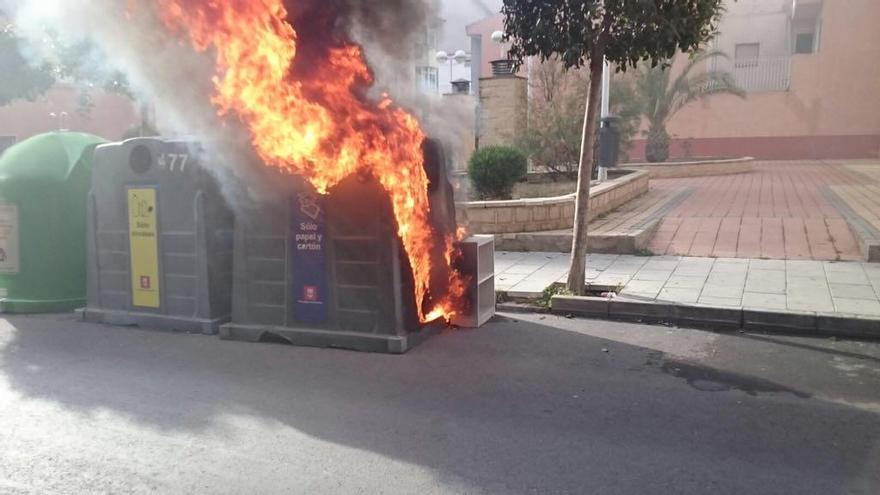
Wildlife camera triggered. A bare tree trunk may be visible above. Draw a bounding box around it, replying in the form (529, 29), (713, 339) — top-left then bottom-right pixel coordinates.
(566, 54), (605, 295)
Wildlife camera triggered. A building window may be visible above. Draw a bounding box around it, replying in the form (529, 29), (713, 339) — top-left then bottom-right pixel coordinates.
(416, 66), (439, 94)
(734, 43), (760, 67)
(792, 0), (823, 54)
(794, 32), (815, 54)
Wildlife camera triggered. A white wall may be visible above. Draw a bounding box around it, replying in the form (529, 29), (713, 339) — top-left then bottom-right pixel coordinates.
(712, 0), (791, 58)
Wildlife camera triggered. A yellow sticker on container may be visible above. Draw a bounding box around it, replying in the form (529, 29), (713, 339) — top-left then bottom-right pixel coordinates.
(128, 188), (160, 308)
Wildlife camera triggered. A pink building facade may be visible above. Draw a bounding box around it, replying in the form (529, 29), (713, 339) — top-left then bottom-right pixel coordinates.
(468, 0), (880, 161)
(636, 0), (880, 160)
(466, 13), (527, 86)
(0, 84), (139, 148)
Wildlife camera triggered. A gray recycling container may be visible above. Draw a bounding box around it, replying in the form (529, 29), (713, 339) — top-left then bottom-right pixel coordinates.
(79, 138), (234, 334)
(219, 172), (439, 353)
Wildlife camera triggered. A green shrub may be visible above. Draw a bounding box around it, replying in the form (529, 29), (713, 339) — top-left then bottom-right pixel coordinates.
(468, 146), (528, 200)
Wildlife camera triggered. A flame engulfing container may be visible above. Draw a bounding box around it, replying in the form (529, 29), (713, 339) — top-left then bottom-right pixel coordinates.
(220, 140), (462, 353)
(0, 132), (105, 313)
(80, 138), (234, 334)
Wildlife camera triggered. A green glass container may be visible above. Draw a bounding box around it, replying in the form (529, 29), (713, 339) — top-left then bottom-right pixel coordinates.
(0, 132), (106, 312)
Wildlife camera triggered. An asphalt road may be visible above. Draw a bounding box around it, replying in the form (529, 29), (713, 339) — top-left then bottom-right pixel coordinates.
(1, 312), (879, 494)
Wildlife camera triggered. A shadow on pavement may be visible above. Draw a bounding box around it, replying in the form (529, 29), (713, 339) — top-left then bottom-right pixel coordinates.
(736, 332), (880, 365)
(1, 313), (879, 493)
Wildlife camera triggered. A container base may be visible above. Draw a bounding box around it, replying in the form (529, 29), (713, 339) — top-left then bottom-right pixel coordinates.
(0, 298), (86, 314)
(78, 307), (228, 335)
(218, 322), (443, 354)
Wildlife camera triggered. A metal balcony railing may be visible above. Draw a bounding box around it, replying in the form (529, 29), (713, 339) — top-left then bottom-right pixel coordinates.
(712, 56), (792, 92)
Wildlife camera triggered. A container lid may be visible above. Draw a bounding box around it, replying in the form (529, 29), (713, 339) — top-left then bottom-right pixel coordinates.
(0, 132), (107, 182)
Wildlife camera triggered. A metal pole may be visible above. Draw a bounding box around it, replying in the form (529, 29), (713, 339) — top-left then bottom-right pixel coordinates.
(601, 58), (611, 118)
(598, 58), (610, 182)
(446, 59), (453, 94)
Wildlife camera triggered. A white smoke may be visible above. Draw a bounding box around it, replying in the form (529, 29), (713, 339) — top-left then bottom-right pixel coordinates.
(5, 1), (206, 131)
(1, 0), (476, 203)
(2, 0), (282, 207)
(438, 0), (501, 48)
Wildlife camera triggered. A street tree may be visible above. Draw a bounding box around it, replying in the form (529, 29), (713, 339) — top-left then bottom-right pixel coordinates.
(0, 25), (55, 106)
(0, 21), (130, 110)
(518, 59), (588, 178)
(518, 61), (642, 178)
(502, 0), (727, 294)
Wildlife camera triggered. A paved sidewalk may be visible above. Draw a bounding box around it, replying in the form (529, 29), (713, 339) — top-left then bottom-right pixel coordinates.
(647, 161), (873, 260)
(496, 251), (880, 317)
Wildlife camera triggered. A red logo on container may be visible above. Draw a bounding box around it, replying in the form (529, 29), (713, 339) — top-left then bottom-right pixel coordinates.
(140, 276), (151, 289)
(304, 285), (319, 302)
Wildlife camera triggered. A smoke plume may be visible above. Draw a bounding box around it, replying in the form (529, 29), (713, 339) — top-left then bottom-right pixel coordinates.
(0, 0), (473, 207)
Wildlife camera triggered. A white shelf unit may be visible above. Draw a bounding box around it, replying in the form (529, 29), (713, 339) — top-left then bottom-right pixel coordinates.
(453, 235), (495, 328)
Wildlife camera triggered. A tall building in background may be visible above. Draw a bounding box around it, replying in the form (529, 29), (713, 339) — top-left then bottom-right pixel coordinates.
(413, 17), (445, 95)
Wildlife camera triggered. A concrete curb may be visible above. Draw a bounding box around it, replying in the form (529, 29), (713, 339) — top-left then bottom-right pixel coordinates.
(628, 157), (754, 179)
(496, 302), (547, 314)
(492, 219), (660, 255)
(550, 295), (880, 340)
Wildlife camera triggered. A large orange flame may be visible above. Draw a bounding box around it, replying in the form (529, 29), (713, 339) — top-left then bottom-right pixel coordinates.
(150, 0), (464, 322)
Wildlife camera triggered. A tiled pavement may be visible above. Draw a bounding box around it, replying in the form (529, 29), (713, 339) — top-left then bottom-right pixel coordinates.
(827, 161), (880, 243)
(496, 251), (880, 318)
(585, 184), (691, 238)
(647, 161), (870, 260)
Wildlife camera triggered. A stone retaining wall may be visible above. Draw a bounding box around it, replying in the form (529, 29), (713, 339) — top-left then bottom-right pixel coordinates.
(457, 169), (649, 234)
(629, 157), (754, 179)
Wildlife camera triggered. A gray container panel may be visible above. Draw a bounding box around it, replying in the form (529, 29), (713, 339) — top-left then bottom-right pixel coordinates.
(337, 287), (383, 312)
(100, 292), (130, 309)
(162, 254), (197, 275)
(165, 296), (196, 315)
(161, 233), (196, 254)
(247, 236), (287, 258)
(94, 193), (128, 230)
(228, 174), (418, 339)
(97, 251), (128, 271)
(335, 262), (380, 287)
(98, 271), (128, 292)
(246, 304), (286, 326)
(337, 311), (380, 334)
(84, 138), (234, 333)
(165, 274), (196, 297)
(97, 231), (127, 252)
(247, 258), (286, 282)
(248, 281), (286, 306)
(332, 240), (380, 263)
(220, 139), (462, 352)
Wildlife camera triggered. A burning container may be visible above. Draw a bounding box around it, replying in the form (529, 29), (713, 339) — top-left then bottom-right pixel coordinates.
(80, 138), (234, 334)
(0, 132), (105, 313)
(220, 140), (477, 353)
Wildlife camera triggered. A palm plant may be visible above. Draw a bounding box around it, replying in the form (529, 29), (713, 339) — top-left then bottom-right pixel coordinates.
(637, 50), (746, 162)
